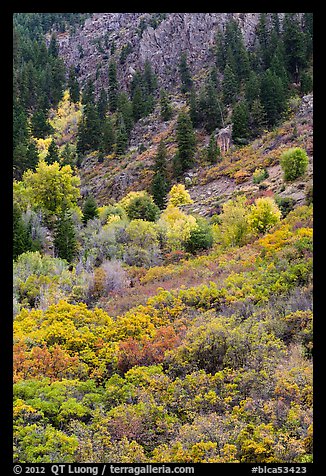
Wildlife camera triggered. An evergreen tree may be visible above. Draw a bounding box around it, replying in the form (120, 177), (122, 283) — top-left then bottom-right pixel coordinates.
(260, 69), (285, 127)
(60, 143), (77, 167)
(232, 100), (250, 143)
(256, 13), (270, 69)
(245, 71), (260, 105)
(13, 204), (33, 259)
(117, 93), (134, 137)
(143, 59), (157, 95)
(176, 111), (196, 172)
(160, 89), (173, 121)
(100, 116), (115, 154)
(179, 52), (193, 94)
(68, 66), (80, 103)
(204, 80), (221, 133)
(30, 108), (53, 139)
(215, 29), (226, 71)
(81, 79), (95, 106)
(82, 195), (99, 224)
(132, 84), (145, 121)
(115, 117), (128, 156)
(151, 140), (170, 209)
(250, 98), (267, 138)
(49, 57), (66, 107)
(283, 13), (307, 82)
(26, 139), (39, 171)
(79, 103), (101, 152)
(48, 32), (59, 57)
(223, 63), (238, 105)
(54, 208), (77, 262)
(45, 139), (60, 164)
(206, 133), (221, 164)
(108, 60), (118, 112)
(97, 87), (108, 120)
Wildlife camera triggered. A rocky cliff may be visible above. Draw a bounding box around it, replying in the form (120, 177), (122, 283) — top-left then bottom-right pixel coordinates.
(57, 13), (273, 93)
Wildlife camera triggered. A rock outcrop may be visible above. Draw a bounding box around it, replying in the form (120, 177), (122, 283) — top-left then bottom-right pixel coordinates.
(58, 13), (268, 94)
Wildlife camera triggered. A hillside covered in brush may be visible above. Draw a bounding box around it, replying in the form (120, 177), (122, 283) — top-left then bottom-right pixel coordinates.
(13, 12), (313, 464)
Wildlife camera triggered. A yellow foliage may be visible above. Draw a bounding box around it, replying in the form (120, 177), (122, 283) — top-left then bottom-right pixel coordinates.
(168, 184), (193, 207)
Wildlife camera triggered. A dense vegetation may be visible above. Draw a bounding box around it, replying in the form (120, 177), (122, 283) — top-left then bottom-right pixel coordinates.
(13, 12), (313, 464)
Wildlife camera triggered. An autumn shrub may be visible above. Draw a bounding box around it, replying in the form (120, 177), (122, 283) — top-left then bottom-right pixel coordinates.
(253, 167), (269, 184)
(219, 195), (251, 248)
(185, 218), (213, 254)
(280, 147), (309, 182)
(168, 184), (193, 207)
(119, 191), (160, 222)
(248, 197), (281, 235)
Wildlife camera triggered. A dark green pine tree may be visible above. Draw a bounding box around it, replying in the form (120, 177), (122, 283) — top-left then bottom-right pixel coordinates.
(260, 69), (286, 127)
(115, 116), (128, 156)
(256, 12), (270, 69)
(82, 195), (99, 224)
(100, 116), (115, 155)
(54, 208), (78, 263)
(48, 33), (59, 57)
(143, 59), (157, 95)
(97, 87), (108, 120)
(60, 143), (77, 167)
(78, 103), (101, 152)
(30, 108), (53, 139)
(68, 66), (80, 103)
(215, 29), (226, 72)
(249, 98), (267, 138)
(283, 13), (307, 82)
(50, 57), (66, 107)
(108, 60), (118, 112)
(160, 89), (173, 121)
(179, 52), (193, 94)
(204, 80), (222, 133)
(176, 111), (196, 173)
(245, 71), (260, 105)
(222, 63), (238, 105)
(206, 133), (221, 164)
(232, 100), (250, 143)
(45, 139), (60, 164)
(26, 139), (39, 171)
(13, 204), (33, 260)
(81, 79), (95, 106)
(132, 84), (145, 121)
(151, 139), (170, 209)
(117, 93), (134, 137)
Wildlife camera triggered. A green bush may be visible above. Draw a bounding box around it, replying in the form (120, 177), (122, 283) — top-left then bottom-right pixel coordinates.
(185, 218), (214, 254)
(280, 148), (309, 182)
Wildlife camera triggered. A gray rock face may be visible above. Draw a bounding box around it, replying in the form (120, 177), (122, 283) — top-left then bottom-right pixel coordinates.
(58, 12), (265, 94)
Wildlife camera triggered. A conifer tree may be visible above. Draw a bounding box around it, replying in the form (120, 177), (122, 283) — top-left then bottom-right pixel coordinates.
(232, 100), (250, 143)
(60, 143), (77, 167)
(132, 84), (145, 121)
(82, 195), (99, 224)
(54, 208), (77, 262)
(151, 140), (170, 209)
(222, 63), (238, 105)
(283, 13), (307, 82)
(13, 204), (33, 259)
(206, 133), (221, 164)
(176, 111), (196, 172)
(100, 117), (115, 155)
(115, 117), (128, 156)
(117, 93), (134, 137)
(81, 79), (95, 106)
(30, 109), (53, 139)
(97, 87), (108, 120)
(48, 33), (59, 57)
(179, 52), (193, 94)
(68, 66), (80, 103)
(260, 69), (285, 127)
(160, 89), (173, 121)
(250, 98), (267, 138)
(45, 139), (60, 164)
